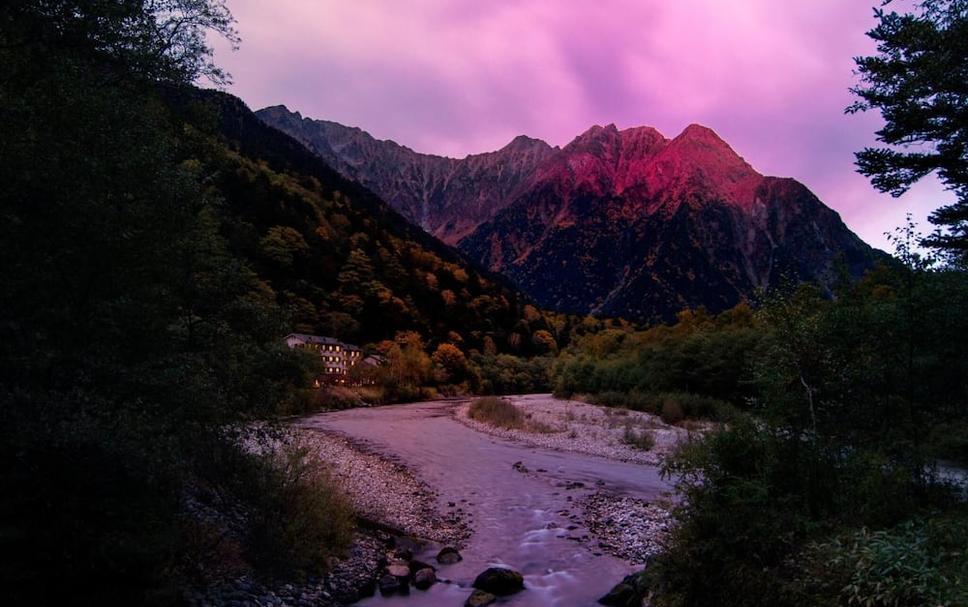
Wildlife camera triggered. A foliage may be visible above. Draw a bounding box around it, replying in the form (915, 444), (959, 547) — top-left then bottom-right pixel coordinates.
(849, 0), (968, 262)
(552, 303), (760, 416)
(0, 2), (352, 602)
(432, 343), (472, 385)
(240, 443), (354, 580)
(2, 0), (239, 85)
(468, 397), (527, 430)
(798, 517), (968, 607)
(640, 255), (968, 607)
(470, 353), (552, 395)
(622, 424), (656, 451)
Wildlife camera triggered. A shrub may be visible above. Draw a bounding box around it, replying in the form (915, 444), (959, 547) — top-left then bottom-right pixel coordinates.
(800, 516), (968, 607)
(586, 390), (731, 421)
(303, 386), (363, 412)
(660, 398), (685, 425)
(242, 444), (354, 579)
(623, 424), (656, 451)
(468, 397), (526, 430)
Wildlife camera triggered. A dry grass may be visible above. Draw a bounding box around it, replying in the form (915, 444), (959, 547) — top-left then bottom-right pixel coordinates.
(468, 397), (527, 430)
(468, 397), (559, 433)
(622, 423), (656, 451)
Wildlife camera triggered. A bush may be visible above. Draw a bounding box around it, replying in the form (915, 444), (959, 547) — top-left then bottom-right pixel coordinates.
(301, 386), (363, 413)
(468, 397), (526, 430)
(660, 399), (685, 425)
(622, 424), (656, 451)
(242, 444), (354, 579)
(800, 517), (968, 607)
(586, 390), (731, 422)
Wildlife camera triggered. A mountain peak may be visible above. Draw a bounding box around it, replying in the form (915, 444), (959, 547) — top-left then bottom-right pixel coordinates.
(678, 123), (722, 140)
(500, 134), (554, 154)
(259, 104), (302, 121)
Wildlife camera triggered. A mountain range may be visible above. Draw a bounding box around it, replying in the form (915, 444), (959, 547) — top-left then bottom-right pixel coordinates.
(258, 106), (881, 322)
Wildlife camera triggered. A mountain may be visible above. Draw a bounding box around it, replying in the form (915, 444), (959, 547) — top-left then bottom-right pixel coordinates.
(260, 109), (882, 322)
(162, 90), (560, 354)
(256, 105), (557, 244)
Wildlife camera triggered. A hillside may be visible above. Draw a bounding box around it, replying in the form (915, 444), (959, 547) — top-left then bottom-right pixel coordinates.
(176, 90), (553, 353)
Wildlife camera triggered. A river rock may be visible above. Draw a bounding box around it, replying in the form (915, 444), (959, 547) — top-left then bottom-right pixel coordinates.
(465, 589), (497, 607)
(472, 567), (524, 596)
(598, 572), (649, 607)
(377, 574), (400, 597)
(436, 546), (462, 564)
(414, 567), (436, 590)
(378, 572), (410, 597)
(386, 563), (410, 578)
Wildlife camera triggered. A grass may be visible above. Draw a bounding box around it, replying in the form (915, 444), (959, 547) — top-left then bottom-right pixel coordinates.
(469, 397), (527, 429)
(622, 423), (656, 451)
(468, 397), (558, 433)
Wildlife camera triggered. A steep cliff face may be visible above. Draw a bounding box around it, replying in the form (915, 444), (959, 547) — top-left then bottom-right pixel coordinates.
(256, 106), (556, 244)
(260, 107), (880, 322)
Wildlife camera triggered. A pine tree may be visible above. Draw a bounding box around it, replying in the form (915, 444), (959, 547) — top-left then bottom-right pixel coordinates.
(849, 0), (968, 262)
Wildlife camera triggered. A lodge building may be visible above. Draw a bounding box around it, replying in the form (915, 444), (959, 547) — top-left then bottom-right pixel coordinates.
(284, 333), (367, 384)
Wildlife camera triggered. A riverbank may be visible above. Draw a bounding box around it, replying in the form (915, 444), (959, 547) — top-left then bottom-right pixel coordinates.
(455, 393), (693, 465)
(188, 424), (471, 607)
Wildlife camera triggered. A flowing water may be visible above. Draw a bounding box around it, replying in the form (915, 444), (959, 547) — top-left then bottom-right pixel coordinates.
(298, 394), (671, 607)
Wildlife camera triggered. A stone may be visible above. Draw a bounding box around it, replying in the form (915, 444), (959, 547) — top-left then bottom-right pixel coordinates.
(598, 573), (648, 607)
(472, 567), (524, 596)
(378, 574), (403, 597)
(465, 589), (497, 607)
(414, 567), (436, 590)
(387, 563), (410, 578)
(436, 546), (462, 565)
(408, 559), (435, 576)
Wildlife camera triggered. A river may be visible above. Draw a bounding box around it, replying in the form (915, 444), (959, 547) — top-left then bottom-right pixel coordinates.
(297, 395), (671, 607)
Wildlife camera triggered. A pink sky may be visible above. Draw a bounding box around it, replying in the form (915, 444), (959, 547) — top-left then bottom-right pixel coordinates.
(212, 0), (951, 251)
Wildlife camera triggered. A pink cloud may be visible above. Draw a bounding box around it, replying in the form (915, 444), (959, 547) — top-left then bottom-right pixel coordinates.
(211, 0), (951, 251)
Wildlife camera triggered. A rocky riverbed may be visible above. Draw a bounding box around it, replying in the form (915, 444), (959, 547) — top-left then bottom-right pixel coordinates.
(192, 395), (677, 606)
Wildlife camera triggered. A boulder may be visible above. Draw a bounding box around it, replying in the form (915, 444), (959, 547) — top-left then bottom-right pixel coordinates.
(408, 559), (435, 576)
(436, 546), (462, 565)
(598, 573), (649, 607)
(413, 567), (436, 590)
(386, 563), (410, 578)
(377, 574), (400, 597)
(472, 567), (524, 596)
(465, 589), (497, 607)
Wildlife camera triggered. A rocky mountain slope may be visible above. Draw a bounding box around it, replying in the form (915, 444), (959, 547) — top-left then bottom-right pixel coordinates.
(260, 108), (881, 322)
(256, 106), (556, 244)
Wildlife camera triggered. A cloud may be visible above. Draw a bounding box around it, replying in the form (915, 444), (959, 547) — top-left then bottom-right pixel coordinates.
(211, 0), (952, 251)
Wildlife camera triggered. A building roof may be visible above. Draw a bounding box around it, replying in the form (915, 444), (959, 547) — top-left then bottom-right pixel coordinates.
(285, 333), (342, 345)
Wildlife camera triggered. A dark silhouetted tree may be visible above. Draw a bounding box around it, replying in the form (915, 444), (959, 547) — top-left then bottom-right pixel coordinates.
(849, 0), (968, 262)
